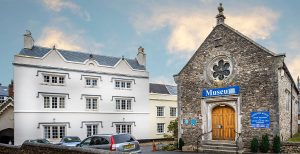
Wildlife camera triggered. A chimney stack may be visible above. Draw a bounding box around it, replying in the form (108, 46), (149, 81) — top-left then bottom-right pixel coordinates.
(24, 30), (34, 49)
(136, 46), (146, 66)
(8, 80), (14, 98)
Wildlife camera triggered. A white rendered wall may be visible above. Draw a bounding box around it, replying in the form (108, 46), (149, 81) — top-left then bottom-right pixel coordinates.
(149, 93), (177, 139)
(14, 49), (150, 145)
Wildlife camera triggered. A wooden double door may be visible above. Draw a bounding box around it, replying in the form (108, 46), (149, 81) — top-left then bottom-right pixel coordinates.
(212, 105), (235, 140)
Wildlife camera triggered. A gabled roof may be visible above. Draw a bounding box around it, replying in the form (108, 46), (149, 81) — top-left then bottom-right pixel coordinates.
(18, 46), (146, 71)
(0, 85), (8, 96)
(149, 83), (177, 95)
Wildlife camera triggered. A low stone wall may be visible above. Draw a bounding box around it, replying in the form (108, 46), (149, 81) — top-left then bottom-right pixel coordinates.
(281, 142), (300, 153)
(0, 143), (125, 154)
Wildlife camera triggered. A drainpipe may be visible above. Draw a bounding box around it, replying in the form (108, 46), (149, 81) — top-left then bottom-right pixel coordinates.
(291, 83), (293, 138)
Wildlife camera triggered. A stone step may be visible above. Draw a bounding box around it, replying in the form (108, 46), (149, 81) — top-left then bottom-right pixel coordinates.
(202, 148), (238, 154)
(202, 144), (238, 151)
(202, 141), (237, 147)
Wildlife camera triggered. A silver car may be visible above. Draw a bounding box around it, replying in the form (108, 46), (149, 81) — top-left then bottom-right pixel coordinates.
(58, 136), (81, 147)
(77, 133), (141, 153)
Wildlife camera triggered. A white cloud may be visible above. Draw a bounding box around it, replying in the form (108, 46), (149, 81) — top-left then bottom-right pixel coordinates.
(132, 5), (279, 58)
(150, 75), (176, 86)
(42, 0), (90, 21)
(36, 27), (103, 53)
(286, 56), (300, 82)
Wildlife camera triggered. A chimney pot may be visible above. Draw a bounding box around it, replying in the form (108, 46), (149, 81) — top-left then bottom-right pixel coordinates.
(24, 30), (34, 49)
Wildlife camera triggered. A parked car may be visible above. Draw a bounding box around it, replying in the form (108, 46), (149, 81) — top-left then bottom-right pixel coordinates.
(23, 139), (51, 144)
(57, 136), (81, 147)
(76, 133), (141, 153)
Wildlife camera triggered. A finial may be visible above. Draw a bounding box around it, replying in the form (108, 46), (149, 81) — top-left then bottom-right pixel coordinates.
(122, 55), (125, 60)
(216, 3), (226, 25)
(89, 54), (93, 59)
(52, 44), (56, 50)
(25, 30), (32, 36)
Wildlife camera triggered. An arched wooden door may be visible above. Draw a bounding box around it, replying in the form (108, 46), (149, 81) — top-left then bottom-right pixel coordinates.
(212, 105), (235, 140)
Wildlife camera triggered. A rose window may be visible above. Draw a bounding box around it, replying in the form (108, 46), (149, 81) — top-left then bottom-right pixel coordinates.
(212, 59), (230, 80)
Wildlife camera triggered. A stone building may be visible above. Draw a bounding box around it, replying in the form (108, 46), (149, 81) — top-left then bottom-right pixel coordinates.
(174, 4), (299, 152)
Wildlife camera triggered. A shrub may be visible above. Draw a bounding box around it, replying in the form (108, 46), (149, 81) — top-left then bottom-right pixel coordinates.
(178, 138), (184, 150)
(272, 135), (281, 153)
(250, 137), (259, 152)
(167, 119), (178, 139)
(260, 134), (270, 153)
(162, 144), (176, 151)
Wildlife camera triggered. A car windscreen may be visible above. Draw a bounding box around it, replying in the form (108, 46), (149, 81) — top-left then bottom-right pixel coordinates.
(63, 137), (81, 143)
(114, 134), (136, 144)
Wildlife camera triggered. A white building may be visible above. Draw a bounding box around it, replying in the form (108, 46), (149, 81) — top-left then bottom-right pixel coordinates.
(13, 31), (150, 145)
(149, 83), (177, 139)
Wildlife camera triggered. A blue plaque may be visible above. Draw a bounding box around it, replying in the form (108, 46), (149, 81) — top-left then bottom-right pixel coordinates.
(202, 86), (240, 97)
(191, 119), (197, 126)
(184, 119), (189, 125)
(250, 111), (270, 128)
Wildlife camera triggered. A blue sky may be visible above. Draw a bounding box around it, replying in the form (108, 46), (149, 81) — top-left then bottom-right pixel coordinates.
(1, 0), (300, 86)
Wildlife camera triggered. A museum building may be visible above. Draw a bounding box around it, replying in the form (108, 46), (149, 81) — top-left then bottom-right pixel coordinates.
(174, 4), (299, 150)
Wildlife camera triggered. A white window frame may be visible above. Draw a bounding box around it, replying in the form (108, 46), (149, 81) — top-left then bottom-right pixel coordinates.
(170, 107), (177, 117)
(43, 125), (66, 140)
(157, 123), (165, 134)
(115, 99), (132, 111)
(157, 106), (164, 117)
(116, 124), (132, 134)
(85, 77), (98, 87)
(43, 95), (66, 109)
(86, 124), (98, 137)
(114, 80), (132, 89)
(43, 74), (65, 86)
(86, 97), (98, 110)
(0, 96), (5, 103)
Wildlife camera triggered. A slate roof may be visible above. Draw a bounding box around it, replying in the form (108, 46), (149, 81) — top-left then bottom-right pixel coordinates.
(149, 83), (177, 95)
(18, 46), (146, 70)
(0, 85), (8, 96)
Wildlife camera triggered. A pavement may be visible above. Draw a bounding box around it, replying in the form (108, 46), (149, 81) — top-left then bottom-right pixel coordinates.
(141, 145), (196, 154)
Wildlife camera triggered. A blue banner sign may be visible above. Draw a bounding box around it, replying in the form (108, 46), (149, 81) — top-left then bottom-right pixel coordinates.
(191, 119), (197, 126)
(250, 111), (270, 128)
(202, 86), (240, 97)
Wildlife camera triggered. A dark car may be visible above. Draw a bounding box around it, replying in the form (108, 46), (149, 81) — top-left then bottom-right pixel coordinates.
(77, 133), (141, 153)
(57, 136), (81, 147)
(23, 139), (51, 144)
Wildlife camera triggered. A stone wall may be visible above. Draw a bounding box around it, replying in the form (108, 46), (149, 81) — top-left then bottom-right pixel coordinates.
(0, 143), (124, 154)
(175, 23), (284, 147)
(281, 142), (300, 153)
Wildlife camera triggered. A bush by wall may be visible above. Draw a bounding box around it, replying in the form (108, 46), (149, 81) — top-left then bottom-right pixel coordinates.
(272, 135), (281, 153)
(250, 137), (259, 152)
(260, 134), (270, 153)
(178, 138), (184, 150)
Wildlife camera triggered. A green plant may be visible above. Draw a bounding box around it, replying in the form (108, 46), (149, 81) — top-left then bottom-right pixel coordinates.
(178, 138), (184, 150)
(260, 134), (270, 153)
(250, 137), (259, 152)
(272, 135), (281, 153)
(162, 144), (176, 151)
(167, 119), (178, 139)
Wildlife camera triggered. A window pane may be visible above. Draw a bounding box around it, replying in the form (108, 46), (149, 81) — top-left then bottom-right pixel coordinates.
(92, 99), (97, 109)
(92, 79), (97, 86)
(157, 107), (164, 116)
(93, 125), (98, 135)
(127, 125), (131, 134)
(52, 126), (58, 138)
(52, 76), (57, 83)
(126, 82), (131, 88)
(52, 97), (58, 108)
(121, 100), (126, 110)
(44, 75), (50, 83)
(44, 126), (50, 138)
(59, 97), (65, 108)
(59, 77), (64, 84)
(86, 79), (91, 86)
(127, 100), (131, 110)
(60, 126), (65, 138)
(116, 125), (120, 133)
(116, 100), (120, 110)
(121, 82), (125, 88)
(115, 81), (120, 88)
(86, 98), (91, 109)
(87, 125), (92, 137)
(157, 123), (164, 133)
(44, 97), (50, 108)
(121, 125), (126, 133)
